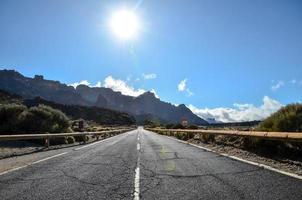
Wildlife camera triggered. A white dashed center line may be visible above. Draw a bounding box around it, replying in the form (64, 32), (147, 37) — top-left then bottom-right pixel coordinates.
(134, 131), (141, 200)
(137, 143), (140, 151)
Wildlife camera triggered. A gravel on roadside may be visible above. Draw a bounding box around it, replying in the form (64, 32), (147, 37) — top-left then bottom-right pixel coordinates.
(188, 138), (302, 176)
(0, 139), (94, 159)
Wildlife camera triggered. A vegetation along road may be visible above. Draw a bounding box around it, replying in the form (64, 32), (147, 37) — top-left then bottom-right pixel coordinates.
(0, 127), (301, 200)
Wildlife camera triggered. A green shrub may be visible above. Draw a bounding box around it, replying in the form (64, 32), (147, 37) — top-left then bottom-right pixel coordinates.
(258, 104), (302, 132)
(201, 133), (215, 143)
(66, 136), (76, 144)
(175, 132), (184, 140)
(50, 137), (68, 145)
(0, 103), (26, 133)
(49, 136), (75, 145)
(0, 103), (71, 134)
(182, 132), (195, 140)
(165, 124), (174, 129)
(172, 123), (185, 129)
(74, 135), (89, 143)
(19, 105), (70, 133)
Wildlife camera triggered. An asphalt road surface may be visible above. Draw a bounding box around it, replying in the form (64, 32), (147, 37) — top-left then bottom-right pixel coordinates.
(0, 127), (302, 200)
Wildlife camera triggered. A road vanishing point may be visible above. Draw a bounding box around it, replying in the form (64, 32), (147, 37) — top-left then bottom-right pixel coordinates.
(0, 127), (302, 200)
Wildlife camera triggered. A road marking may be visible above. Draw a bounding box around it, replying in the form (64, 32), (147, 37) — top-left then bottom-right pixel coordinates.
(159, 145), (176, 171)
(137, 143), (140, 150)
(0, 151), (68, 176)
(0, 130), (135, 176)
(155, 132), (302, 181)
(134, 131), (141, 200)
(134, 167), (140, 200)
(0, 165), (27, 176)
(32, 152), (68, 164)
(225, 154), (302, 180)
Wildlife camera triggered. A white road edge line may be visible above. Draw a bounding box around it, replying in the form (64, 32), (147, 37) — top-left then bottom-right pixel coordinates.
(32, 152), (68, 164)
(158, 133), (302, 181)
(0, 130), (135, 176)
(0, 151), (68, 176)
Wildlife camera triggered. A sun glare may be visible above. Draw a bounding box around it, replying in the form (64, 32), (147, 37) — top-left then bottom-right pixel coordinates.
(110, 9), (140, 40)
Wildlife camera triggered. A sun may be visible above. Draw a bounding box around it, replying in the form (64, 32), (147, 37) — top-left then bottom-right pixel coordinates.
(110, 9), (140, 40)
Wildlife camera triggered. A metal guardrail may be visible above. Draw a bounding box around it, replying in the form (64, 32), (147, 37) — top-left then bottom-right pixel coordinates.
(0, 128), (135, 148)
(146, 128), (302, 142)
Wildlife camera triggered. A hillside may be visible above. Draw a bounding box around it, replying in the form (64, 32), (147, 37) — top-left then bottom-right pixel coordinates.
(0, 69), (208, 125)
(0, 70), (89, 106)
(0, 88), (135, 125)
(0, 89), (22, 104)
(76, 85), (207, 125)
(23, 97), (135, 125)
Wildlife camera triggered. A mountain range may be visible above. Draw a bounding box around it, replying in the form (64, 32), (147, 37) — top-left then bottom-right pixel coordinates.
(0, 69), (208, 125)
(0, 89), (135, 125)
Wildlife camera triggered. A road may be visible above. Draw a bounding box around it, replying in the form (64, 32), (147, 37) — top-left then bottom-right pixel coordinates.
(0, 127), (302, 200)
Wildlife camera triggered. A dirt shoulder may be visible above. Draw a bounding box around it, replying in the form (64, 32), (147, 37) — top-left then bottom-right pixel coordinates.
(0, 135), (103, 160)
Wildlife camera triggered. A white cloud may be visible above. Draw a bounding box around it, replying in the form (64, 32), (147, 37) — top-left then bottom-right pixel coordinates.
(178, 79), (194, 97)
(142, 73), (157, 80)
(94, 81), (102, 87)
(103, 76), (146, 97)
(69, 80), (102, 88)
(69, 76), (157, 97)
(178, 79), (187, 91)
(271, 81), (284, 91)
(188, 96), (283, 123)
(186, 89), (194, 97)
(68, 80), (91, 88)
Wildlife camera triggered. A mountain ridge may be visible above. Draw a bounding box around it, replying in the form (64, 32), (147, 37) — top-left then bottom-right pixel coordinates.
(0, 69), (208, 125)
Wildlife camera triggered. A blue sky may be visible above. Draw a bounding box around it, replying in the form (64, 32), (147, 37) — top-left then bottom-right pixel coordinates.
(0, 0), (301, 122)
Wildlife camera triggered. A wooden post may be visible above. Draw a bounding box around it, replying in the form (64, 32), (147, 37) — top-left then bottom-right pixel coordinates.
(45, 137), (50, 148)
(78, 120), (84, 131)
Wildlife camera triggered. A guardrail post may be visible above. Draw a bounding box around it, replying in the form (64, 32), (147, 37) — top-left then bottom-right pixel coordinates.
(83, 135), (87, 144)
(45, 136), (50, 148)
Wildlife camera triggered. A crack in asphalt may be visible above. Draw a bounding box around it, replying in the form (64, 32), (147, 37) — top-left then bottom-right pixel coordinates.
(153, 168), (263, 178)
(138, 131), (263, 200)
(1, 129), (302, 200)
(0, 132), (138, 200)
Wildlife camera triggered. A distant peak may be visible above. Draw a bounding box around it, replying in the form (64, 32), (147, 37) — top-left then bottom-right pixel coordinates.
(177, 104), (191, 111)
(139, 91), (156, 98)
(0, 69), (23, 77)
(178, 104), (187, 108)
(76, 84), (90, 89)
(34, 75), (44, 80)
